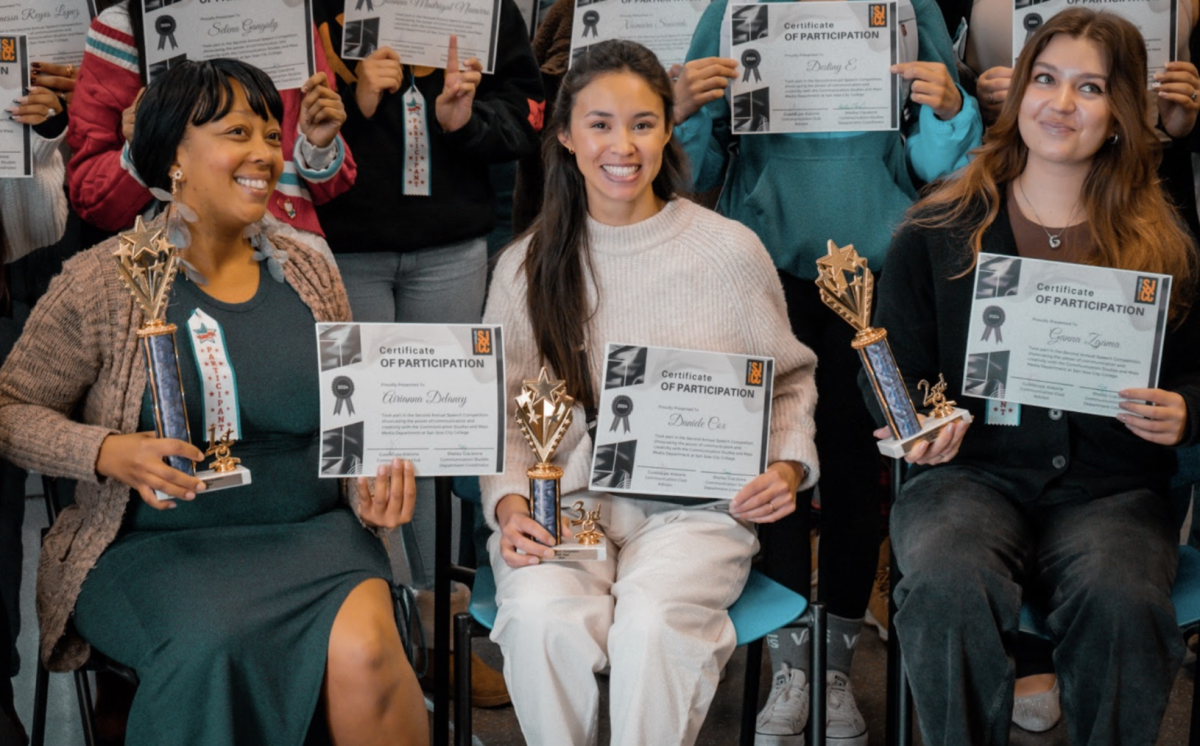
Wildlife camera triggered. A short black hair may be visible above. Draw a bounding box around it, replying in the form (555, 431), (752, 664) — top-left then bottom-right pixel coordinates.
(130, 58), (284, 192)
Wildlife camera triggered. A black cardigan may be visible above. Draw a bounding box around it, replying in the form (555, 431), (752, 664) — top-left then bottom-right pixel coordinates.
(864, 201), (1200, 501)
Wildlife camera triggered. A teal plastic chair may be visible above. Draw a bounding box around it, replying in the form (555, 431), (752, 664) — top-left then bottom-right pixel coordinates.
(453, 565), (826, 746)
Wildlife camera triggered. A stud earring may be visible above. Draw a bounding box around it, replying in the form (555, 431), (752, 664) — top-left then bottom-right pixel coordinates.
(1107, 132), (1119, 145)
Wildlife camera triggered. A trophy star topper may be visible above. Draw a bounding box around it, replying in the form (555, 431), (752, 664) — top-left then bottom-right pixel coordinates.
(815, 240), (874, 332)
(113, 215), (182, 324)
(514, 368), (575, 465)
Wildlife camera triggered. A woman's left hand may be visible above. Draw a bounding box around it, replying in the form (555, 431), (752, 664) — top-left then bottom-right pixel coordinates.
(729, 460), (803, 523)
(892, 61), (963, 121)
(355, 458), (417, 529)
(7, 85), (64, 126)
(435, 34), (483, 133)
(1156, 62), (1200, 139)
(298, 72), (347, 149)
(1118, 388), (1189, 446)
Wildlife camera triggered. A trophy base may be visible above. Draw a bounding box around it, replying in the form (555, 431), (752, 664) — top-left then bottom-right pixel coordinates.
(876, 409), (974, 458)
(155, 466), (252, 501)
(519, 536), (608, 563)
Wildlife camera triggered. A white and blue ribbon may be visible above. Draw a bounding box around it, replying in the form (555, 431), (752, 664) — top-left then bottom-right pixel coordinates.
(403, 84), (431, 197)
(186, 309), (242, 441)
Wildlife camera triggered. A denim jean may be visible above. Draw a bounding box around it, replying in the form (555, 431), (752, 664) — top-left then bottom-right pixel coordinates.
(891, 466), (1183, 746)
(336, 238), (488, 589)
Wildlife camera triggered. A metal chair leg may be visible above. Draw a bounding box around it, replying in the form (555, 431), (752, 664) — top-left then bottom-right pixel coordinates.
(74, 670), (97, 746)
(30, 654), (49, 746)
(433, 477), (453, 746)
(740, 638), (763, 746)
(453, 613), (473, 746)
(810, 603), (826, 746)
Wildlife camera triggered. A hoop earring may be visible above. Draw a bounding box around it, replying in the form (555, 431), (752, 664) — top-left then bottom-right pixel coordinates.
(1107, 132), (1119, 145)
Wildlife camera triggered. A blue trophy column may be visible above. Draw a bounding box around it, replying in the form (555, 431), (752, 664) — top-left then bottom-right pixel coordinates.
(859, 336), (921, 439)
(142, 328), (195, 475)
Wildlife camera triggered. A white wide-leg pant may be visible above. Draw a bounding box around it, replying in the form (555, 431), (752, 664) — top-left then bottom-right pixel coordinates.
(489, 493), (758, 746)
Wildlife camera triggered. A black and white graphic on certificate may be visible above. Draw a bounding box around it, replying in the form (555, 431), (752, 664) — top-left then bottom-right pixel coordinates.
(965, 351), (1010, 399)
(321, 422), (364, 476)
(344, 17), (380, 58)
(605, 345), (648, 388)
(734, 88), (770, 132)
(319, 324), (363, 371)
(731, 4), (769, 42)
(592, 440), (637, 489)
(975, 256), (1022, 299)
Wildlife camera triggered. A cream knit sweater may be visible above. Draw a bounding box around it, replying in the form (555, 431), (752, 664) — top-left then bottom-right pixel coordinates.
(480, 198), (819, 529)
(0, 131), (69, 262)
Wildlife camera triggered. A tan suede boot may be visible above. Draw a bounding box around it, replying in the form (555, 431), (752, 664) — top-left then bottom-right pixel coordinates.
(865, 536), (890, 642)
(414, 582), (511, 708)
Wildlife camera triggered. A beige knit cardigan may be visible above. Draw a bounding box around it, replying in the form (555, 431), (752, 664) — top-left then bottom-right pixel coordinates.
(0, 222), (352, 671)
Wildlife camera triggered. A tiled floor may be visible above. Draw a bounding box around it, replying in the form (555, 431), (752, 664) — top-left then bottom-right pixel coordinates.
(12, 490), (1198, 745)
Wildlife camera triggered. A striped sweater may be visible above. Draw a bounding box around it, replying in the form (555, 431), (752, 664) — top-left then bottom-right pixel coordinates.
(67, 3), (356, 240)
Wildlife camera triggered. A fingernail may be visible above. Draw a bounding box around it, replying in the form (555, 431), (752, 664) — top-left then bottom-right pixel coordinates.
(195, 482), (206, 491)
(30, 62), (40, 69)
(528, 557), (539, 565)
(184, 492), (196, 500)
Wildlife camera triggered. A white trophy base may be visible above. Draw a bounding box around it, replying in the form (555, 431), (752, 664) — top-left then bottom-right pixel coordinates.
(156, 466), (252, 501)
(876, 409), (974, 458)
(518, 536), (608, 562)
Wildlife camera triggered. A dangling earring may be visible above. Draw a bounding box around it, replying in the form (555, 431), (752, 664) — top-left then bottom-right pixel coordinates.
(171, 169), (184, 199)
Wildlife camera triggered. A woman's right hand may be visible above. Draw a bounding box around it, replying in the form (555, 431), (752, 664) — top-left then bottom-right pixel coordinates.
(496, 493), (570, 568)
(976, 66), (1013, 125)
(874, 414), (970, 465)
(95, 431), (206, 509)
(355, 47), (403, 120)
(669, 57), (738, 124)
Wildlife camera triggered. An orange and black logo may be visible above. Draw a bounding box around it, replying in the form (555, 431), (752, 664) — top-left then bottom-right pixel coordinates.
(1135, 277), (1159, 305)
(869, 4), (888, 27)
(0, 38), (16, 64)
(472, 328), (493, 355)
(746, 359), (765, 386)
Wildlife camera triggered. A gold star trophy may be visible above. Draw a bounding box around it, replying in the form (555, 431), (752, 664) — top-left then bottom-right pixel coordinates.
(815, 240), (972, 457)
(514, 368), (606, 561)
(114, 216), (250, 495)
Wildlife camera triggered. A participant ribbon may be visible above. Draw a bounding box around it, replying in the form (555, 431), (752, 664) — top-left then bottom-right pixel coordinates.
(186, 309), (241, 441)
(333, 376), (356, 416)
(355, 0), (374, 8)
(981, 305), (1005, 343)
(403, 84), (431, 197)
(156, 15), (178, 51)
(1023, 13), (1042, 42)
(581, 10), (600, 37)
(741, 49), (762, 83)
(610, 395), (633, 433)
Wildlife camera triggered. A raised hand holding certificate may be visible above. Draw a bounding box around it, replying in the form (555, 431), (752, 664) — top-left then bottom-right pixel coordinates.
(340, 0), (502, 73)
(963, 254), (1171, 417)
(141, 0), (316, 90)
(1013, 0), (1176, 83)
(568, 0), (711, 70)
(0, 0), (95, 67)
(727, 0), (898, 134)
(589, 343), (772, 500)
(0, 35), (31, 178)
(317, 323), (505, 477)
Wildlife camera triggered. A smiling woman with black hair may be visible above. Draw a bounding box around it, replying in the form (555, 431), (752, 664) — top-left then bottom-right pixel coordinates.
(0, 59), (427, 746)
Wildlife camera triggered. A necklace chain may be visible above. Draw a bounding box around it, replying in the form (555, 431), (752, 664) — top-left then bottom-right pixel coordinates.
(1017, 177), (1080, 250)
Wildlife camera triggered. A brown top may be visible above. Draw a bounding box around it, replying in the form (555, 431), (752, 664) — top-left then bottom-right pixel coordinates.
(0, 217), (353, 671)
(1006, 182), (1094, 263)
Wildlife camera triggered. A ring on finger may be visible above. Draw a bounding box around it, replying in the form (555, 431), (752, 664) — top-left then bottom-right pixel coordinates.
(46, 106), (57, 117)
(1192, 90), (1198, 102)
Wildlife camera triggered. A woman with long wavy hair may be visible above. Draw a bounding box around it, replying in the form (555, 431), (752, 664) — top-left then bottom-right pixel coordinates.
(872, 9), (1199, 744)
(480, 39), (819, 745)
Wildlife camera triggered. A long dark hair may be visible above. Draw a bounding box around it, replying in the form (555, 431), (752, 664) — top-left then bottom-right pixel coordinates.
(522, 40), (689, 408)
(910, 8), (1196, 320)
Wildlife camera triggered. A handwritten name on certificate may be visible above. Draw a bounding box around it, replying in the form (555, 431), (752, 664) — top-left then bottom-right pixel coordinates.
(1013, 0), (1176, 83)
(0, 35), (31, 178)
(142, 0), (316, 90)
(963, 254), (1171, 417)
(317, 323), (506, 477)
(341, 0), (502, 73)
(568, 0), (711, 70)
(727, 1), (898, 134)
(589, 343), (773, 500)
(0, 0), (95, 67)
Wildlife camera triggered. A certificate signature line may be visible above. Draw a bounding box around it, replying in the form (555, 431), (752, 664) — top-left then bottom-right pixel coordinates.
(699, 471), (757, 477)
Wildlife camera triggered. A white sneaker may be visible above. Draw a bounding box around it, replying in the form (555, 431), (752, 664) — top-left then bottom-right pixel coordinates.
(1012, 680), (1061, 733)
(826, 671), (868, 746)
(755, 663), (809, 746)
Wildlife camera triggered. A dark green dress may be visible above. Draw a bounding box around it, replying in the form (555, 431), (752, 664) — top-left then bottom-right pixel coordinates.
(73, 264), (391, 746)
